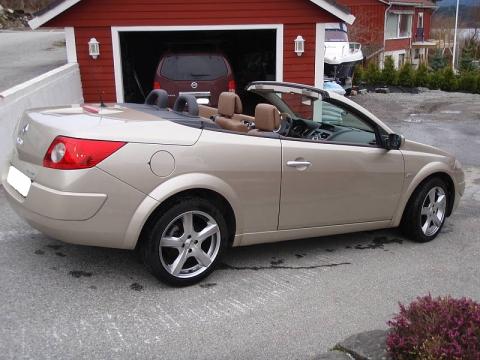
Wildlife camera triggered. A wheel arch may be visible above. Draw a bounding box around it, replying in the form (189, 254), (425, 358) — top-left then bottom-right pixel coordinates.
(393, 168), (456, 227)
(122, 173), (241, 250)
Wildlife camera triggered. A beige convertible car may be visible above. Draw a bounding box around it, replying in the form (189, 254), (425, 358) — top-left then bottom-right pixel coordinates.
(2, 82), (465, 285)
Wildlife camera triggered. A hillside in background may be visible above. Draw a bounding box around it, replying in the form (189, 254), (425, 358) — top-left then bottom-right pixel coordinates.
(438, 0), (477, 6)
(0, 0), (53, 13)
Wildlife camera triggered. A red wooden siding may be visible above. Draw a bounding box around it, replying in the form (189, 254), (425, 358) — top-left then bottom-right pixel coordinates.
(75, 27), (116, 102)
(46, 0), (338, 102)
(47, 0), (337, 27)
(284, 23), (316, 85)
(336, 0), (386, 49)
(385, 38), (410, 52)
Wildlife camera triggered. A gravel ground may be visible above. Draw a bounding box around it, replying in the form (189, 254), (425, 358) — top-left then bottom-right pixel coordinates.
(0, 90), (479, 359)
(351, 90), (480, 167)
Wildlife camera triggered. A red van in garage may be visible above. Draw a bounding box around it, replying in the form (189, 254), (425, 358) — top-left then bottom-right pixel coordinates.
(153, 52), (236, 107)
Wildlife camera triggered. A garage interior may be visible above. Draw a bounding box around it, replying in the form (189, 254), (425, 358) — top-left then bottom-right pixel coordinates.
(119, 29), (276, 115)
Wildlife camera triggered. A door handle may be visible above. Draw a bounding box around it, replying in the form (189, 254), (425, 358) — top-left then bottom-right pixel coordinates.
(287, 160), (311, 168)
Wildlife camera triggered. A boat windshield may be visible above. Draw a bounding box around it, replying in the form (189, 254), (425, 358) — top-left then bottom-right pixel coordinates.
(325, 29), (348, 42)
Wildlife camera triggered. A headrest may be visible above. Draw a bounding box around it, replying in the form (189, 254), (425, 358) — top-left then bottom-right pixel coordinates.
(218, 92), (243, 117)
(254, 104), (280, 132)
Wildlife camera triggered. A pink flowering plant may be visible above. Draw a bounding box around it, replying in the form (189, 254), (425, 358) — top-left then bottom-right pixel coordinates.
(386, 295), (480, 360)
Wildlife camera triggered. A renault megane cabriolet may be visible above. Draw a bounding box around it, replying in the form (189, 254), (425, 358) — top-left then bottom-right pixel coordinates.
(2, 82), (465, 286)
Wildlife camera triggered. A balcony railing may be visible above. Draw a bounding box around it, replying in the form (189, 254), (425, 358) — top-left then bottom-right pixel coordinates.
(415, 27), (425, 42)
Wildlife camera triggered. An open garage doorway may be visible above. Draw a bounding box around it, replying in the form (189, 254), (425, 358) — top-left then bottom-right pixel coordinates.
(112, 25), (283, 115)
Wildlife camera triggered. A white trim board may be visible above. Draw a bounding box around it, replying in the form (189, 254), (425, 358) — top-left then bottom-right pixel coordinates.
(29, 0), (354, 30)
(111, 25), (284, 103)
(65, 27), (77, 63)
(314, 23), (326, 89)
(29, 0), (81, 30)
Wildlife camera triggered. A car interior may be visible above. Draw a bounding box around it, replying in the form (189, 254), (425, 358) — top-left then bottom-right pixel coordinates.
(143, 87), (380, 146)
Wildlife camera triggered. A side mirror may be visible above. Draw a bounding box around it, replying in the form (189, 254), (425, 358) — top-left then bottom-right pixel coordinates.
(384, 133), (402, 150)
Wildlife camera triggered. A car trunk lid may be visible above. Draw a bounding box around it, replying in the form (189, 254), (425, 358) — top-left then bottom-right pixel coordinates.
(13, 104), (202, 166)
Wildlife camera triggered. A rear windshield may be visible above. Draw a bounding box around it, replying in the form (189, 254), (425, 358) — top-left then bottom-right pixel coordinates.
(160, 55), (228, 81)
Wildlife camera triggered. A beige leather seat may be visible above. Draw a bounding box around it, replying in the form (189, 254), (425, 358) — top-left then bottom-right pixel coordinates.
(214, 92), (250, 133)
(249, 104), (280, 136)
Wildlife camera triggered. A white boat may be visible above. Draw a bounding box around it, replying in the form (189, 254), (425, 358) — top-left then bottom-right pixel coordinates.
(324, 22), (364, 93)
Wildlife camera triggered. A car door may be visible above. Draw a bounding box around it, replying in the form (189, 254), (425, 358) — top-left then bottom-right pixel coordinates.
(278, 100), (405, 230)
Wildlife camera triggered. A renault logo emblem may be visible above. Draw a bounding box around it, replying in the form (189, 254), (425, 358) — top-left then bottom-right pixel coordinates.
(191, 82), (198, 89)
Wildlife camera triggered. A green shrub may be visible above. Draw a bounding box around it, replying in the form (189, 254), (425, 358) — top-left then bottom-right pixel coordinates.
(353, 65), (365, 86)
(428, 70), (443, 89)
(415, 63), (429, 87)
(381, 56), (397, 85)
(458, 71), (478, 93)
(440, 67), (457, 91)
(431, 49), (446, 71)
(365, 62), (381, 86)
(397, 62), (415, 87)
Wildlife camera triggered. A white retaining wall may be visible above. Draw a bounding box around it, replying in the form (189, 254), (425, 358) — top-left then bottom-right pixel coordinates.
(0, 63), (83, 170)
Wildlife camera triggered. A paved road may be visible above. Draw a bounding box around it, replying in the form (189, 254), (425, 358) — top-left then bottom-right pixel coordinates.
(0, 91), (479, 359)
(0, 30), (66, 92)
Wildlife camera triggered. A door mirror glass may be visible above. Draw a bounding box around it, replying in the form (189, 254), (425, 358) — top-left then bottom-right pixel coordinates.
(384, 133), (402, 150)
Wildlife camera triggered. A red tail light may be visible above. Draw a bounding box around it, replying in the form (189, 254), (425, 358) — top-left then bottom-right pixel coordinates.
(43, 136), (126, 170)
(153, 81), (161, 89)
(228, 80), (236, 93)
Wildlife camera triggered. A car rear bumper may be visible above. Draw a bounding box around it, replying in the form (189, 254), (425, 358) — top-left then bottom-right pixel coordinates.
(1, 161), (147, 249)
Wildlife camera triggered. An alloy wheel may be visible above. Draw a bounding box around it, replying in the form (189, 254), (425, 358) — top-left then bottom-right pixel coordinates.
(159, 210), (221, 278)
(420, 186), (447, 237)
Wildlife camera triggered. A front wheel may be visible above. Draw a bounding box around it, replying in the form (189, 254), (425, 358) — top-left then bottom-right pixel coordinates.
(144, 197), (228, 286)
(401, 178), (449, 243)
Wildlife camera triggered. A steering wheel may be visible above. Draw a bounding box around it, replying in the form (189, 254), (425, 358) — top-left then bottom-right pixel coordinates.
(276, 112), (293, 136)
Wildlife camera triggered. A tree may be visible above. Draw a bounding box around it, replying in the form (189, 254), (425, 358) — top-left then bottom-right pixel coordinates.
(431, 50), (446, 70)
(381, 56), (397, 85)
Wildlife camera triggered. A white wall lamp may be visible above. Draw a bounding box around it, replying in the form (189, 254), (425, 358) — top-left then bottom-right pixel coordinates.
(88, 38), (100, 59)
(294, 35), (305, 57)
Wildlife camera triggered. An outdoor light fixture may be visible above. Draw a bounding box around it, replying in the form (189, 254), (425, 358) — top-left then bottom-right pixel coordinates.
(294, 35), (305, 56)
(88, 38), (100, 59)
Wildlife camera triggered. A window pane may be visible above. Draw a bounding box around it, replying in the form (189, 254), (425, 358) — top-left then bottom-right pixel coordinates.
(325, 29), (349, 42)
(386, 13), (399, 39)
(399, 15), (412, 37)
(161, 55), (228, 81)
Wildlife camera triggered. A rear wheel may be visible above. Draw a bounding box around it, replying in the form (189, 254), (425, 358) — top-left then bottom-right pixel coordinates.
(401, 178), (449, 243)
(144, 197), (228, 286)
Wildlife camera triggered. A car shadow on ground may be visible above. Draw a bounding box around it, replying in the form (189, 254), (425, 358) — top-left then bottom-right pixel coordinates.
(25, 226), (418, 290)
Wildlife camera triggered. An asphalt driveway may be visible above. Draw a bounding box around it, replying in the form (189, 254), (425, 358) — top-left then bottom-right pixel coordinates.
(0, 90), (479, 359)
(0, 30), (66, 92)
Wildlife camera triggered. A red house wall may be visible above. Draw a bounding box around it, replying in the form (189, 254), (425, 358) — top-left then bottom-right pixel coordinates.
(45, 0), (338, 102)
(336, 0), (386, 50)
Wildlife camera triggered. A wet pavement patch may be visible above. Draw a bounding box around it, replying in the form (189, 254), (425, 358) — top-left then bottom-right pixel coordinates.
(270, 258), (284, 265)
(34, 249), (45, 255)
(69, 270), (93, 278)
(325, 249), (335, 252)
(47, 245), (62, 250)
(89, 285), (97, 290)
(55, 252), (66, 257)
(295, 254), (306, 258)
(354, 236), (403, 250)
(218, 262), (351, 271)
(130, 283), (143, 291)
(474, 178), (480, 185)
(199, 283), (217, 289)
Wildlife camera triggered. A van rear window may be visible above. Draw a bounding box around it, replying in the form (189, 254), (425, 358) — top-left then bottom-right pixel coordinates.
(160, 55), (228, 81)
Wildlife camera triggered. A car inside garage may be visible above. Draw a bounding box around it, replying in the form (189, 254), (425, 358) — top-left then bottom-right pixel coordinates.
(119, 29), (277, 114)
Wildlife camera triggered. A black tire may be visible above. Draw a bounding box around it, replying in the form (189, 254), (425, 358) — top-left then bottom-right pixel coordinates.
(401, 177), (449, 243)
(143, 197), (228, 286)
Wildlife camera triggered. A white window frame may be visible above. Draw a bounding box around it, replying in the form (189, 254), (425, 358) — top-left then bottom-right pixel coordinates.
(385, 12), (413, 40)
(111, 25), (284, 103)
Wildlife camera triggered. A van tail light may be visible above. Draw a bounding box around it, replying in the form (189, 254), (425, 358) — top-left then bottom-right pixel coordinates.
(153, 81), (161, 89)
(43, 136), (126, 170)
(228, 80), (236, 93)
